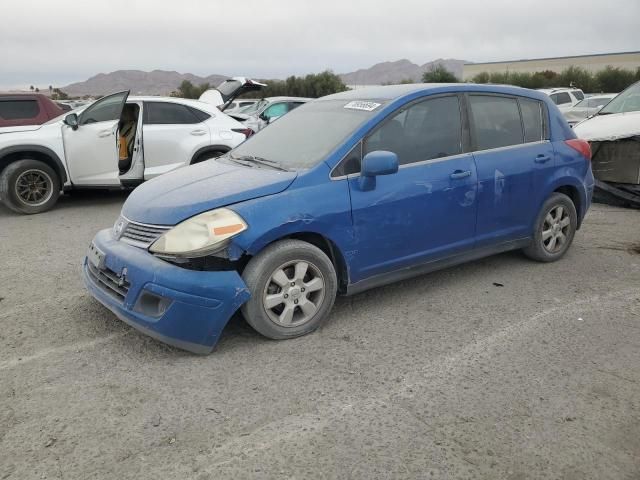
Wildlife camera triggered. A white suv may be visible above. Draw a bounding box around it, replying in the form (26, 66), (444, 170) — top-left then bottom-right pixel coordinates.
(537, 87), (585, 109)
(0, 78), (263, 214)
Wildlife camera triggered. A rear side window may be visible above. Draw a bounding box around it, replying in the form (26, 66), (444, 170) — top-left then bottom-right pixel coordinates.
(365, 95), (463, 165)
(519, 98), (544, 143)
(572, 90), (585, 101)
(145, 102), (201, 124)
(469, 95), (523, 150)
(0, 100), (40, 120)
(188, 106), (211, 122)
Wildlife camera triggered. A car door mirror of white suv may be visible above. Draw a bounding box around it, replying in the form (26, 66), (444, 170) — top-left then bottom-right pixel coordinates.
(64, 113), (79, 130)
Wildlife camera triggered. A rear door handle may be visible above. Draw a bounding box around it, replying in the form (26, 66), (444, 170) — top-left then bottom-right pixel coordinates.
(535, 154), (551, 163)
(190, 129), (207, 136)
(450, 170), (472, 179)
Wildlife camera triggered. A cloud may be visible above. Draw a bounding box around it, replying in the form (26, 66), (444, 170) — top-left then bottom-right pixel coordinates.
(1, 0), (638, 88)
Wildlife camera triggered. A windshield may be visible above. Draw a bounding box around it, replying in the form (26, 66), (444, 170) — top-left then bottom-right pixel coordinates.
(228, 99), (386, 170)
(599, 81), (640, 115)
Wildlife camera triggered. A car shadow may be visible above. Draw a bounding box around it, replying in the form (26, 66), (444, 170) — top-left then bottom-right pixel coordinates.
(0, 189), (130, 217)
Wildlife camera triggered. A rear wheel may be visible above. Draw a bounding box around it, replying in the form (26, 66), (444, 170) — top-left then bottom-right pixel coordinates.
(0, 159), (61, 214)
(241, 240), (338, 340)
(523, 192), (577, 262)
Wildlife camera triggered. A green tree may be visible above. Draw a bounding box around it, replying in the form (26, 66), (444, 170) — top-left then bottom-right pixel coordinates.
(595, 66), (637, 93)
(171, 80), (211, 99)
(471, 72), (490, 84)
(422, 65), (459, 83)
(245, 71), (347, 98)
(51, 88), (69, 100)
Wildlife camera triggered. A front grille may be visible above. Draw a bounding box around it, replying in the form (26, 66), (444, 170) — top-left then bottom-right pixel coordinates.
(120, 220), (170, 248)
(87, 262), (130, 302)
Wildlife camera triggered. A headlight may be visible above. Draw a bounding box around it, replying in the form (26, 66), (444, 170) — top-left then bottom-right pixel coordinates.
(149, 208), (247, 257)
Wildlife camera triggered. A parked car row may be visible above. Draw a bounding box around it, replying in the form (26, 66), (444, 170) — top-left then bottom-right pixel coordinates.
(81, 83), (594, 353)
(0, 78), (310, 214)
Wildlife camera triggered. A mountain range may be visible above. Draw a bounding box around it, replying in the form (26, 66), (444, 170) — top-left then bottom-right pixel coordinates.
(60, 58), (468, 96)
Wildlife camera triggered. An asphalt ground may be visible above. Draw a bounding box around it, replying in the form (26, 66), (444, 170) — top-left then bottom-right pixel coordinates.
(1, 191), (639, 479)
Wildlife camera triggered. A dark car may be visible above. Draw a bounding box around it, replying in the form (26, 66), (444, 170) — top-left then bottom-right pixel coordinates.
(84, 83), (594, 354)
(0, 93), (65, 128)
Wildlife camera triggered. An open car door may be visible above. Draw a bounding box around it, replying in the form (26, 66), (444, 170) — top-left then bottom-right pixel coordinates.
(198, 77), (266, 111)
(62, 91), (129, 186)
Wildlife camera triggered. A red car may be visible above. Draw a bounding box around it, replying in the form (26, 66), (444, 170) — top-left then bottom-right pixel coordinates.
(0, 93), (65, 128)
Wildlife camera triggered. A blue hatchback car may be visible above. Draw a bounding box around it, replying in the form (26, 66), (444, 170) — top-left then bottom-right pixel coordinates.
(84, 84), (594, 353)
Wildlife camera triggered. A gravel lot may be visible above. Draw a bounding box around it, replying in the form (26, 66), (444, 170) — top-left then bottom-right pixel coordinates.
(1, 192), (639, 480)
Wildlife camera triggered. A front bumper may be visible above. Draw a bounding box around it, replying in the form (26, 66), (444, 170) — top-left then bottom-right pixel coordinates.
(83, 229), (250, 354)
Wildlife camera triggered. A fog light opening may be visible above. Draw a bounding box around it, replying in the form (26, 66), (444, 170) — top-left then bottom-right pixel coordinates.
(134, 290), (172, 318)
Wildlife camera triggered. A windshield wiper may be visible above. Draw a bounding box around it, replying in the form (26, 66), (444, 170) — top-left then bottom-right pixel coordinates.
(231, 155), (289, 172)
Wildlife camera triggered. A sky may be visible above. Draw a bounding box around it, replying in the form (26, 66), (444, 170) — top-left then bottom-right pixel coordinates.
(1, 0), (638, 89)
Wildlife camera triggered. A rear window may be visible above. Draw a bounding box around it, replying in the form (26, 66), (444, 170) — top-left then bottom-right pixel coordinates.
(145, 102), (201, 124)
(551, 92), (572, 105)
(519, 98), (544, 143)
(0, 100), (40, 120)
(469, 95), (523, 150)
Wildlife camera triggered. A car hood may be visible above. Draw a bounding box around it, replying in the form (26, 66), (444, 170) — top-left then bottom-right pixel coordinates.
(122, 159), (297, 225)
(574, 111), (640, 141)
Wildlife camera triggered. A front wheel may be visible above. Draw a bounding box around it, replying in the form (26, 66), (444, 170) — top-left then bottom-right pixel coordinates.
(523, 192), (577, 262)
(241, 239), (338, 340)
(0, 159), (61, 214)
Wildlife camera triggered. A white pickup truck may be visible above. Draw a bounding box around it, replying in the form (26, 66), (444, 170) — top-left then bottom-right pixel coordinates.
(0, 78), (264, 214)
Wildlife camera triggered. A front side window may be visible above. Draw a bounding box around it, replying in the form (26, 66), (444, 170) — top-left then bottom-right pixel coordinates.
(145, 102), (200, 124)
(364, 95), (463, 165)
(572, 90), (585, 101)
(555, 92), (572, 105)
(79, 92), (128, 125)
(519, 98), (544, 143)
(469, 95), (523, 150)
(0, 100), (40, 120)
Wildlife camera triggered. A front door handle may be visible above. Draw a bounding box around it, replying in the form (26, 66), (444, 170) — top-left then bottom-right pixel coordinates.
(98, 130), (112, 138)
(190, 129), (207, 136)
(535, 154), (551, 163)
(450, 170), (472, 179)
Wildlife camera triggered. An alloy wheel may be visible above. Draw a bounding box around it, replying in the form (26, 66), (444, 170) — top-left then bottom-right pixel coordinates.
(542, 205), (571, 253)
(262, 260), (326, 327)
(15, 169), (53, 207)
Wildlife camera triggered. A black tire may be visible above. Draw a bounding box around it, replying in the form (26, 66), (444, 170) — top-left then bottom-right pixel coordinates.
(241, 239), (338, 340)
(523, 192), (577, 262)
(0, 159), (61, 214)
(192, 150), (226, 164)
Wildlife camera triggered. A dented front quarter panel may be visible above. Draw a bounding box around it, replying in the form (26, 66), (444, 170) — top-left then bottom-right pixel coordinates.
(230, 164), (356, 274)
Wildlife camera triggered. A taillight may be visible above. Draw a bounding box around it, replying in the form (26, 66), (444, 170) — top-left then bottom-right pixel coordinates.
(565, 138), (591, 161)
(232, 128), (254, 139)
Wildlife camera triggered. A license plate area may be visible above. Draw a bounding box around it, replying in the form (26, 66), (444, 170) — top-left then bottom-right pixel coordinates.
(87, 242), (106, 270)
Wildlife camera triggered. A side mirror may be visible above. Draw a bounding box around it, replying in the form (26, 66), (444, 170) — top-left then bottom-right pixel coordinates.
(359, 150), (399, 191)
(64, 113), (79, 129)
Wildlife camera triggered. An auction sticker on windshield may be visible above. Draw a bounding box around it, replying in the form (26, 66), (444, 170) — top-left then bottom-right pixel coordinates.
(344, 101), (381, 111)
